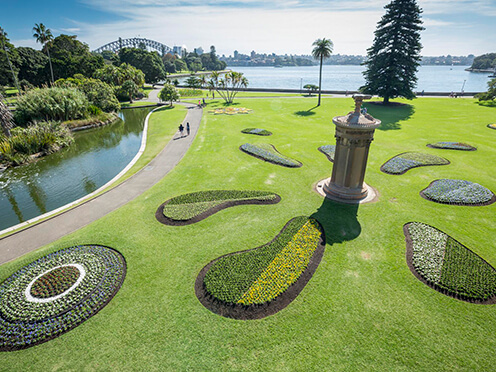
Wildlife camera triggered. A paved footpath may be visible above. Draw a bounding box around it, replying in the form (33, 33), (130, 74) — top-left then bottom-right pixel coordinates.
(0, 102), (202, 265)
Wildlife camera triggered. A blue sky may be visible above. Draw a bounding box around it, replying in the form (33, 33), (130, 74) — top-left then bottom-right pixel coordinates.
(1, 0), (496, 56)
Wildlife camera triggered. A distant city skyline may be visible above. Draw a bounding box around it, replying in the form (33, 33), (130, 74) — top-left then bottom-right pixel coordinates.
(2, 0), (495, 57)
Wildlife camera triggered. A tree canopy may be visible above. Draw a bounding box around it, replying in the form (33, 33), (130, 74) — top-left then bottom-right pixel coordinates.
(119, 48), (166, 84)
(47, 35), (104, 79)
(360, 0), (424, 103)
(470, 53), (496, 70)
(208, 71), (248, 104)
(158, 84), (180, 106)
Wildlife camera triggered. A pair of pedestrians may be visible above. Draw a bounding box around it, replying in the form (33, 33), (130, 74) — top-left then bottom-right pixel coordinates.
(178, 122), (190, 137)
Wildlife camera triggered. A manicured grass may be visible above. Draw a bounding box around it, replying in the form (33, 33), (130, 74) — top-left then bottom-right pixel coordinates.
(1, 97), (496, 370)
(120, 101), (156, 108)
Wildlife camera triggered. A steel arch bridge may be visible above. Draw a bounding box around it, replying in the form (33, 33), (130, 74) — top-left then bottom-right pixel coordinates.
(93, 37), (172, 54)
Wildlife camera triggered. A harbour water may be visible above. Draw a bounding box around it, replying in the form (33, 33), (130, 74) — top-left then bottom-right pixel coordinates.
(231, 65), (491, 93)
(0, 108), (150, 231)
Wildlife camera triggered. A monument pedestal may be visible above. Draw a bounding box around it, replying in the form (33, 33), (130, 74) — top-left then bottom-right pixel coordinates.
(321, 94), (381, 203)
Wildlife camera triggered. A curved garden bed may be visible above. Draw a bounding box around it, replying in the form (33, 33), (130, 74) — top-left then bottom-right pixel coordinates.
(240, 143), (302, 168)
(488, 124), (496, 130)
(0, 245), (126, 351)
(381, 152), (450, 175)
(241, 128), (272, 136)
(420, 179), (496, 206)
(404, 222), (496, 304)
(426, 142), (477, 151)
(156, 190), (281, 226)
(318, 145), (336, 162)
(195, 216), (326, 319)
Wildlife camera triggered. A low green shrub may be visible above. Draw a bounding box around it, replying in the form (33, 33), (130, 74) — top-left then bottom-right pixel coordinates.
(178, 89), (203, 97)
(14, 87), (89, 126)
(0, 121), (74, 166)
(240, 143), (302, 167)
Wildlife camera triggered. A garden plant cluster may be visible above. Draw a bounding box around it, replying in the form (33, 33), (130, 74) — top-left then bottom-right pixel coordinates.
(240, 143), (302, 168)
(381, 152), (449, 174)
(241, 128), (272, 136)
(405, 222), (496, 302)
(488, 124), (496, 130)
(427, 142), (476, 151)
(161, 190), (279, 221)
(421, 179), (495, 206)
(202, 217), (323, 306)
(0, 245), (126, 351)
(318, 145), (336, 162)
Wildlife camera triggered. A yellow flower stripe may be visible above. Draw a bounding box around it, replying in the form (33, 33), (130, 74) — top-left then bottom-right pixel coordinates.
(237, 220), (321, 305)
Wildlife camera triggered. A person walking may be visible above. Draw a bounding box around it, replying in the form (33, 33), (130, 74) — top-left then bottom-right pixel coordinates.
(179, 123), (184, 137)
(186, 122), (190, 136)
(202, 97), (205, 106)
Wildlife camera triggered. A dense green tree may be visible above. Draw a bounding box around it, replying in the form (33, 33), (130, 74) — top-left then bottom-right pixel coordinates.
(32, 23), (55, 83)
(470, 53), (496, 70)
(94, 63), (144, 86)
(185, 76), (201, 88)
(119, 80), (139, 103)
(158, 84), (179, 106)
(54, 75), (120, 112)
(311, 38), (333, 106)
(174, 58), (187, 72)
(0, 27), (20, 89)
(476, 78), (496, 101)
(16, 47), (49, 86)
(361, 0), (424, 104)
(303, 84), (319, 95)
(47, 35), (104, 79)
(119, 48), (165, 84)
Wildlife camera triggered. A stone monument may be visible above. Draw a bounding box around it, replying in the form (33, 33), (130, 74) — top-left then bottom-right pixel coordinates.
(319, 94), (381, 203)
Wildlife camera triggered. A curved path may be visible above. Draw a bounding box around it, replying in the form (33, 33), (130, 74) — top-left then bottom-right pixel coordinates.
(0, 102), (202, 265)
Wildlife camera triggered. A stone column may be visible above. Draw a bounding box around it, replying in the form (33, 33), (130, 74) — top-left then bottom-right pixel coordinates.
(322, 95), (381, 202)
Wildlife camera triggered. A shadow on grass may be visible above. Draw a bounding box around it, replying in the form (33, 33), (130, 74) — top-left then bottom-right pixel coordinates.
(294, 106), (319, 117)
(475, 100), (496, 108)
(364, 102), (415, 131)
(311, 198), (361, 245)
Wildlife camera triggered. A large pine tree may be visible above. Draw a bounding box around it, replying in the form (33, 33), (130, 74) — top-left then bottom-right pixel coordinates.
(361, 0), (424, 104)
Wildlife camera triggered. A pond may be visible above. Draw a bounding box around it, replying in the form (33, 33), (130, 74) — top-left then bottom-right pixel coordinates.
(0, 107), (151, 232)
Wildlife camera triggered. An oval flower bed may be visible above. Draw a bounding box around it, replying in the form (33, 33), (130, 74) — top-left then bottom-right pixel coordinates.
(209, 107), (252, 115)
(404, 222), (496, 303)
(156, 190), (281, 226)
(0, 245), (126, 351)
(241, 128), (272, 136)
(488, 124), (496, 130)
(427, 142), (477, 151)
(240, 143), (302, 168)
(380, 152), (449, 175)
(195, 216), (325, 319)
(318, 145), (336, 162)
(420, 179), (495, 206)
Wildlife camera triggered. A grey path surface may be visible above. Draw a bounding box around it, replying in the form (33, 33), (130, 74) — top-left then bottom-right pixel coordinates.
(0, 102), (202, 265)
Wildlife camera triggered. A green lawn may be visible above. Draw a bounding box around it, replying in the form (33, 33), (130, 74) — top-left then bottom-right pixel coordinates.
(1, 97), (496, 370)
(120, 101), (157, 108)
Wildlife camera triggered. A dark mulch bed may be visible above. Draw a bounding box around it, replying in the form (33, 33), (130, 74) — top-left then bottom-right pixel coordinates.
(403, 224), (496, 305)
(426, 143), (477, 151)
(195, 219), (326, 320)
(155, 195), (282, 226)
(419, 181), (496, 207)
(239, 145), (303, 168)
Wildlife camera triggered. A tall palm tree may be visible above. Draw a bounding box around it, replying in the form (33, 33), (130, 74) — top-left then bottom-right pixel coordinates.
(33, 23), (54, 83)
(0, 27), (20, 93)
(311, 38), (333, 106)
